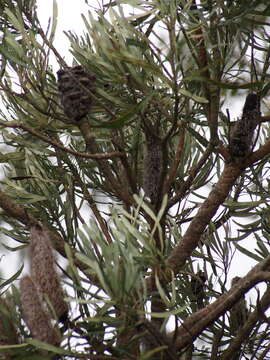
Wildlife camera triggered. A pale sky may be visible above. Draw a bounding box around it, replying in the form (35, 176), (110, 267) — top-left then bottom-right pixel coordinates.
(36, 0), (92, 65)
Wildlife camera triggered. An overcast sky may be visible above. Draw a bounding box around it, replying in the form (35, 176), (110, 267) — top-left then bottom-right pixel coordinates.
(37, 0), (91, 65)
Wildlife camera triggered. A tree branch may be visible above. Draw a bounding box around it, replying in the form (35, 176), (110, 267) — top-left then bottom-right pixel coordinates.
(249, 137), (270, 165)
(168, 258), (270, 350)
(78, 120), (134, 206)
(0, 121), (124, 160)
(221, 286), (270, 359)
(168, 162), (243, 273)
(168, 145), (213, 209)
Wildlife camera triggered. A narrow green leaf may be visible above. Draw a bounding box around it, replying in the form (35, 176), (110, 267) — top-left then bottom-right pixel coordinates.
(76, 253), (113, 296)
(141, 306), (186, 318)
(4, 33), (24, 59)
(187, 126), (209, 147)
(49, 0), (58, 43)
(139, 346), (168, 360)
(4, 8), (24, 32)
(179, 88), (208, 103)
(155, 272), (170, 307)
(2, 243), (28, 251)
(233, 242), (262, 262)
(27, 339), (70, 355)
(0, 264), (24, 291)
(225, 200), (263, 210)
(93, 90), (158, 128)
(0, 343), (29, 350)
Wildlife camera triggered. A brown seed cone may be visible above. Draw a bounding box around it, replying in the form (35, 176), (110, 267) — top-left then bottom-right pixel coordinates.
(57, 65), (96, 122)
(229, 276), (248, 335)
(143, 133), (164, 206)
(190, 270), (207, 310)
(20, 276), (61, 346)
(30, 224), (68, 322)
(229, 93), (261, 158)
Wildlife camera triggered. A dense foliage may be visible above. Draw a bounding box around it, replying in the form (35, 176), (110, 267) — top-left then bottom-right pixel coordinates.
(0, 1), (270, 359)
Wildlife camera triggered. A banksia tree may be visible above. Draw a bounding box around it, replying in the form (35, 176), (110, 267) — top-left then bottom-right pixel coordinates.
(0, 1), (270, 359)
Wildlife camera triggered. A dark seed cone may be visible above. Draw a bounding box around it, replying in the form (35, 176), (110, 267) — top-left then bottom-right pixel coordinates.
(20, 276), (61, 346)
(57, 65), (96, 122)
(229, 276), (248, 335)
(143, 133), (164, 206)
(30, 224), (68, 322)
(229, 93), (261, 158)
(190, 270), (207, 310)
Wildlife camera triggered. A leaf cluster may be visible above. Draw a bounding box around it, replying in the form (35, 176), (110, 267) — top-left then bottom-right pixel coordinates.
(0, 0), (270, 359)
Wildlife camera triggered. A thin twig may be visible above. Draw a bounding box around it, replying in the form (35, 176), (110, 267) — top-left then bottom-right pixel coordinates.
(0, 121), (124, 160)
(221, 287), (270, 360)
(169, 264), (270, 350)
(168, 145), (212, 209)
(51, 134), (113, 246)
